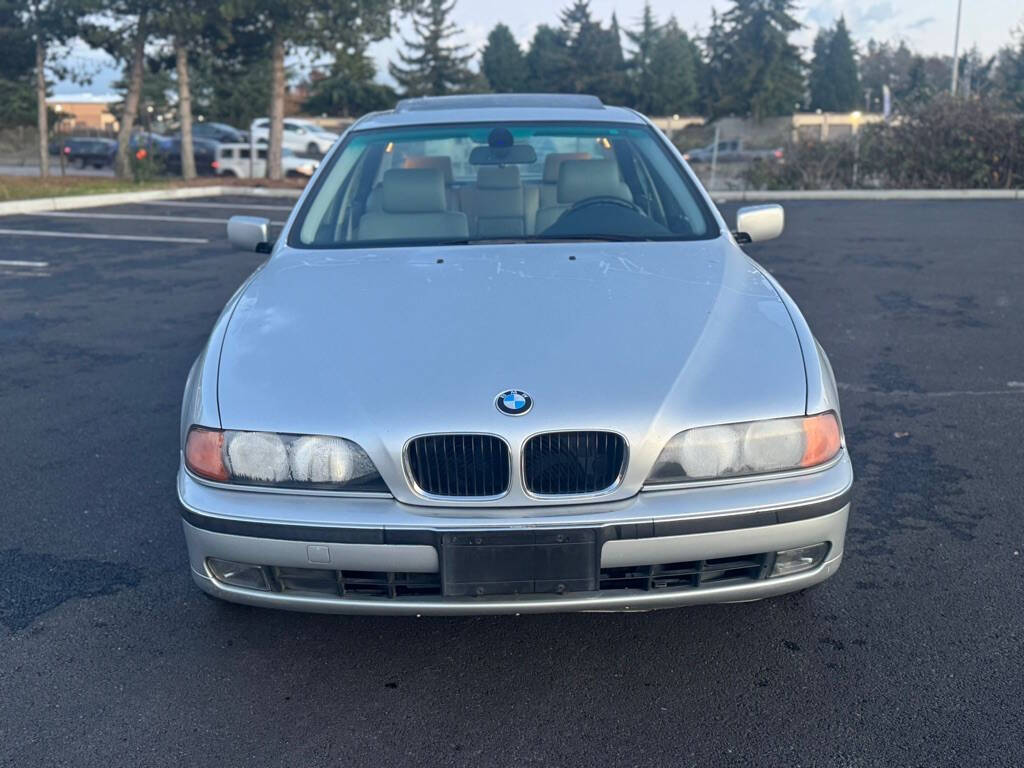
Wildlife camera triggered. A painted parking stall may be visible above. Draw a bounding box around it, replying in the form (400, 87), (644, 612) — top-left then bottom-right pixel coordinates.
(0, 193), (295, 255)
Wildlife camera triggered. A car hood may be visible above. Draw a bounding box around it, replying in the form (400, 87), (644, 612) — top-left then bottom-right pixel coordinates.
(217, 238), (807, 503)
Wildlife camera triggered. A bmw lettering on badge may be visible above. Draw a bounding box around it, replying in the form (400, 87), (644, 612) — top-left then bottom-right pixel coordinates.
(496, 389), (533, 416)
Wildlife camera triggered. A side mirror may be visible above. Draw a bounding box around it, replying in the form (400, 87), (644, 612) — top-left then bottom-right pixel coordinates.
(227, 215), (271, 252)
(734, 204), (784, 244)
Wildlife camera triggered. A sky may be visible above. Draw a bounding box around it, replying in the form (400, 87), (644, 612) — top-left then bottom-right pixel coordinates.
(55, 0), (1024, 95)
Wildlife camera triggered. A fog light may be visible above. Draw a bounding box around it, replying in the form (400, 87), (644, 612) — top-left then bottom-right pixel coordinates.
(771, 543), (829, 578)
(207, 558), (271, 591)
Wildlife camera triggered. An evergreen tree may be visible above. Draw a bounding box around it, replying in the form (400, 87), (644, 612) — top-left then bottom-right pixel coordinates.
(0, 0), (38, 129)
(525, 24), (572, 92)
(648, 17), (698, 115)
(860, 39), (913, 111)
(716, 0), (804, 120)
(827, 17), (860, 110)
(904, 56), (933, 105)
(389, 0), (473, 97)
(994, 34), (1024, 109)
(625, 1), (661, 113)
(481, 23), (527, 92)
(700, 9), (728, 117)
(557, 0), (627, 101)
(306, 44), (397, 116)
(808, 29), (836, 110)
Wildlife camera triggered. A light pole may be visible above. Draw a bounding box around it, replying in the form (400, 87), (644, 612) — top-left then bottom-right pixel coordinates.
(950, 0), (963, 95)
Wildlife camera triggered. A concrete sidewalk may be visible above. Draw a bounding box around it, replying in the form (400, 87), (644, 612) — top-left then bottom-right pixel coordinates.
(0, 185), (303, 217)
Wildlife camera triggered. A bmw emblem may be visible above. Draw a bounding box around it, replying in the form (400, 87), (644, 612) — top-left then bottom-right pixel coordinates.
(496, 389), (532, 416)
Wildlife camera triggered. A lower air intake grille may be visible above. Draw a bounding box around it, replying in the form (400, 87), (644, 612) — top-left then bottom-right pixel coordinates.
(274, 567), (442, 598)
(406, 434), (511, 497)
(523, 431), (627, 495)
(599, 554), (770, 592)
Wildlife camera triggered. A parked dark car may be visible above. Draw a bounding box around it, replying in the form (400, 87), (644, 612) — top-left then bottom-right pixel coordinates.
(190, 122), (245, 144)
(163, 136), (220, 176)
(130, 131), (174, 153)
(683, 139), (784, 164)
(53, 137), (118, 169)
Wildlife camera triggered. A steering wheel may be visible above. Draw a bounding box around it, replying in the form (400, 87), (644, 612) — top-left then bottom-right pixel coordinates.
(566, 195), (645, 216)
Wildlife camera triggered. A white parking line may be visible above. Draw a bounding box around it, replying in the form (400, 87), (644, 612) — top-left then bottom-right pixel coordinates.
(837, 382), (1024, 398)
(28, 211), (286, 225)
(139, 200), (295, 212)
(0, 228), (208, 244)
(0, 259), (49, 268)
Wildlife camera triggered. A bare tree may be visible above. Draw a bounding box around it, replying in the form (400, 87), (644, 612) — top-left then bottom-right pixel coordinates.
(112, 11), (147, 179)
(26, 0), (80, 177)
(34, 31), (48, 176)
(175, 37), (196, 179)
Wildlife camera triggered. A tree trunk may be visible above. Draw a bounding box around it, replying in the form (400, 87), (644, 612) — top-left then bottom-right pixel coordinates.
(267, 31), (285, 181)
(114, 13), (148, 180)
(35, 38), (49, 177)
(175, 38), (196, 180)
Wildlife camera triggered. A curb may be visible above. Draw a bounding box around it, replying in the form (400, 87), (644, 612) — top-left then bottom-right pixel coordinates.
(2, 183), (1020, 217)
(0, 185), (302, 217)
(712, 189), (1023, 202)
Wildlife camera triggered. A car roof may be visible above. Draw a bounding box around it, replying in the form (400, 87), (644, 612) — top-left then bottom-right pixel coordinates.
(352, 94), (647, 131)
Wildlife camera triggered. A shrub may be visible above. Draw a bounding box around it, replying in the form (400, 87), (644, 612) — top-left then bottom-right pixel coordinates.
(130, 146), (166, 183)
(742, 96), (1024, 190)
(861, 96), (1023, 188)
(743, 138), (857, 190)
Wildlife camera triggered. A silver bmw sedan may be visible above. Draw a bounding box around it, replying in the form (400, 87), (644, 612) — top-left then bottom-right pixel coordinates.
(179, 94), (852, 614)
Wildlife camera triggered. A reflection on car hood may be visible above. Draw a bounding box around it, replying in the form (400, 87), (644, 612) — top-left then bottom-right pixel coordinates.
(217, 238), (806, 490)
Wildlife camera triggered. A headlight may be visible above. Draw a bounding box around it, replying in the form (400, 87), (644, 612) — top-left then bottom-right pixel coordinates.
(185, 427), (388, 492)
(646, 412), (841, 485)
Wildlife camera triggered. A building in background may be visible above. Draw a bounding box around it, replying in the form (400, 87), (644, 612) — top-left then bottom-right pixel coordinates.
(46, 94), (120, 132)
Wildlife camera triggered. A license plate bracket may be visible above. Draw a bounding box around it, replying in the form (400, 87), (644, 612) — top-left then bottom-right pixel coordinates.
(440, 529), (598, 597)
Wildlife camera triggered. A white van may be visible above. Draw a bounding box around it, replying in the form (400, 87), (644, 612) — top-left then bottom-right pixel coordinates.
(213, 144), (319, 179)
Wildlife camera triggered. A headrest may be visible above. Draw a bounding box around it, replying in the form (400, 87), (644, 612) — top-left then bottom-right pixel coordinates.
(543, 152), (590, 183)
(476, 165), (521, 190)
(381, 168), (447, 213)
(557, 160), (631, 204)
(402, 155), (454, 184)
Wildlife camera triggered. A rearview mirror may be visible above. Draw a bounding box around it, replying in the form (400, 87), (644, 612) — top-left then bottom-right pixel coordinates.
(227, 215), (271, 252)
(469, 144), (537, 166)
(734, 204), (784, 243)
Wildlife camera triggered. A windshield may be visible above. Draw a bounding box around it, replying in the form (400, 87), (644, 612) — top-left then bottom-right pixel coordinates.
(290, 121), (717, 248)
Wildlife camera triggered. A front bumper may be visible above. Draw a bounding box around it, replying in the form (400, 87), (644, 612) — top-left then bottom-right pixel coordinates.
(179, 453), (852, 615)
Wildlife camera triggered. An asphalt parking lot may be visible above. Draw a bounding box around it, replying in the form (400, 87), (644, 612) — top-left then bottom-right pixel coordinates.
(1, 196), (1022, 767)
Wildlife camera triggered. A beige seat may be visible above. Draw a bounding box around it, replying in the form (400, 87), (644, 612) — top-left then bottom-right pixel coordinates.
(462, 166), (526, 238)
(539, 152), (590, 209)
(366, 156), (457, 212)
(357, 168), (468, 241)
(534, 159), (633, 233)
(403, 156), (458, 210)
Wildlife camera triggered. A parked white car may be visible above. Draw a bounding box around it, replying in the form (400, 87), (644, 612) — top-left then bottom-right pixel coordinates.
(213, 144), (318, 178)
(248, 118), (339, 156)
